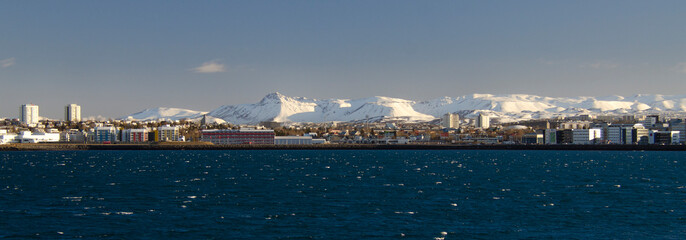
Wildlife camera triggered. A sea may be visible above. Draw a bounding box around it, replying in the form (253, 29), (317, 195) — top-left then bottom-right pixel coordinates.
(1, 150), (685, 239)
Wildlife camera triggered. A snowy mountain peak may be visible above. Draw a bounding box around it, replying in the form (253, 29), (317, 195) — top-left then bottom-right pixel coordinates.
(265, 92), (285, 99)
(260, 92), (287, 103)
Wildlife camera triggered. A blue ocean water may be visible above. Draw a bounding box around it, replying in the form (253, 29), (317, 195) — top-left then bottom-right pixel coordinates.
(1, 150), (685, 239)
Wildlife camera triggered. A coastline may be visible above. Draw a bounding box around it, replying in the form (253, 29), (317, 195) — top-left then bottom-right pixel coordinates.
(1, 143), (685, 151)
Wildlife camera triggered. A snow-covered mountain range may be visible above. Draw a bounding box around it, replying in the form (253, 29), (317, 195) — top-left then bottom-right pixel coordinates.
(122, 107), (206, 121)
(121, 107), (228, 124)
(121, 93), (686, 124)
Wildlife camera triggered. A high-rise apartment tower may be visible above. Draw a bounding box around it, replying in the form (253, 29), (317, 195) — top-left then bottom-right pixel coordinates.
(441, 113), (460, 128)
(20, 104), (39, 126)
(65, 104), (81, 122)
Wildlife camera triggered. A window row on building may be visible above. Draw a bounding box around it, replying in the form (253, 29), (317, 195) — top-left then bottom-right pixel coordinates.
(201, 129), (275, 144)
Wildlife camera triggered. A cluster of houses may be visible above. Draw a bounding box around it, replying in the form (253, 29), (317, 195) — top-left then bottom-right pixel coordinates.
(201, 129), (326, 145)
(519, 116), (685, 145)
(2, 102), (685, 146)
(0, 125), (183, 144)
(0, 125), (329, 145)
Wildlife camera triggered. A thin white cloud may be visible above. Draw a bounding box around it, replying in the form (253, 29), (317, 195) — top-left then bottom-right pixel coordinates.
(0, 57), (15, 68)
(191, 60), (226, 73)
(84, 115), (109, 121)
(582, 60), (619, 70)
(675, 62), (686, 73)
(538, 58), (557, 66)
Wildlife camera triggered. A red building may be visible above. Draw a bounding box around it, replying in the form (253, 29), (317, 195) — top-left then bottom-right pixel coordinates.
(121, 129), (149, 143)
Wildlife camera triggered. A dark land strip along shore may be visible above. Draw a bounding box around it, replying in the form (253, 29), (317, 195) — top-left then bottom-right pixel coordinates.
(1, 143), (685, 151)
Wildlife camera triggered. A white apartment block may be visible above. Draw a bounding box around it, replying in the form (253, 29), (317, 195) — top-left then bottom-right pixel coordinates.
(64, 104), (81, 122)
(21, 104), (39, 126)
(441, 113), (460, 128)
(475, 114), (490, 129)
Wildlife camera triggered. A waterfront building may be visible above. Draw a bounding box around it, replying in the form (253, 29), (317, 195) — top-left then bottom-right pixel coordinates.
(608, 124), (634, 144)
(0, 130), (18, 144)
(609, 127), (627, 144)
(64, 104), (81, 122)
(60, 129), (87, 142)
(649, 131), (680, 144)
(671, 122), (686, 143)
(471, 137), (499, 144)
(201, 129), (275, 144)
(94, 126), (118, 143)
(121, 129), (149, 142)
(592, 122), (611, 141)
(275, 136), (314, 145)
(16, 131), (60, 143)
(441, 113), (460, 129)
(20, 104), (39, 126)
(634, 128), (650, 144)
(572, 128), (602, 144)
(475, 113), (490, 129)
(606, 124), (645, 144)
(521, 133), (544, 144)
(156, 125), (179, 142)
(544, 129), (557, 144)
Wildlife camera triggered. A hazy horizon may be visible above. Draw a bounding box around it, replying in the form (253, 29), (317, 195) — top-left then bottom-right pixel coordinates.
(3, 1), (686, 119)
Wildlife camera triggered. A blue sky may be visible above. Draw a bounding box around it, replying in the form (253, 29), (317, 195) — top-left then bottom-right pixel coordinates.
(2, 1), (686, 119)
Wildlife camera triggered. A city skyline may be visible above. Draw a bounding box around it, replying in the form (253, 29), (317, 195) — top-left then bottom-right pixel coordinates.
(3, 1), (686, 119)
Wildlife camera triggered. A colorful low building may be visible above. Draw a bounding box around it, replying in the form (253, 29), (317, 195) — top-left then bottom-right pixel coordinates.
(156, 125), (179, 142)
(122, 129), (149, 142)
(94, 126), (118, 143)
